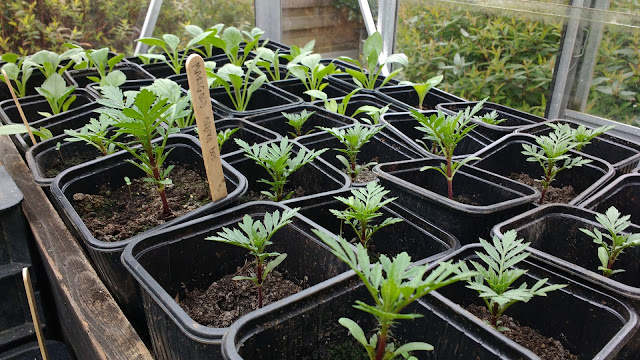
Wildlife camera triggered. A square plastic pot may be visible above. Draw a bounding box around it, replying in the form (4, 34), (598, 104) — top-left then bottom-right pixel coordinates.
(0, 89), (97, 126)
(121, 201), (352, 360)
(86, 78), (157, 97)
(286, 188), (460, 262)
(0, 166), (31, 266)
(269, 78), (349, 102)
(221, 271), (533, 360)
(471, 134), (615, 205)
(224, 141), (350, 205)
(491, 204), (640, 312)
(516, 119), (640, 174)
(373, 159), (539, 244)
(380, 110), (489, 159)
(580, 173), (640, 226)
(0, 70), (78, 103)
(375, 84), (465, 111)
(429, 244), (639, 359)
(64, 63), (154, 89)
(294, 125), (423, 185)
(11, 104), (103, 154)
(49, 134), (247, 335)
(437, 101), (547, 141)
(181, 118), (281, 158)
(242, 104), (357, 138)
(210, 83), (303, 118)
(328, 72), (401, 94)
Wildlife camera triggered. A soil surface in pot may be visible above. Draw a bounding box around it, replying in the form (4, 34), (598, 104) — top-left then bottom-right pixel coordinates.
(510, 173), (576, 204)
(467, 304), (577, 360)
(44, 150), (101, 178)
(72, 164), (210, 241)
(352, 168), (377, 184)
(179, 261), (304, 328)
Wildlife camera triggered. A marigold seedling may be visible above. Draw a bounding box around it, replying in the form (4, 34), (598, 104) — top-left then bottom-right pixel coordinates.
(546, 122), (614, 152)
(466, 230), (567, 330)
(217, 128), (239, 151)
(473, 110), (506, 125)
(236, 137), (327, 201)
(64, 114), (119, 156)
(338, 32), (408, 90)
(35, 73), (77, 117)
(579, 207), (640, 277)
(314, 230), (475, 360)
(206, 208), (299, 308)
(521, 125), (592, 204)
(143, 79), (195, 128)
(411, 100), (485, 200)
(330, 182), (403, 249)
(282, 109), (315, 137)
(317, 124), (385, 182)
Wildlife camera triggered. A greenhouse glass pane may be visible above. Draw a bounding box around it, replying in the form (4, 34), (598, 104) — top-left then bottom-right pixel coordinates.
(280, 0), (368, 58)
(396, 0), (569, 117)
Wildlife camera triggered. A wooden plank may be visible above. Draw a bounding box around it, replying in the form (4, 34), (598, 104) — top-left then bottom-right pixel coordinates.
(0, 135), (152, 360)
(283, 15), (339, 31)
(282, 0), (332, 9)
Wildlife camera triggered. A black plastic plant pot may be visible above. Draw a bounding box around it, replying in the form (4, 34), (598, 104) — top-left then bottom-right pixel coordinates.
(242, 104), (357, 138)
(141, 54), (239, 78)
(64, 63), (155, 89)
(13, 104), (103, 156)
(0, 340), (72, 360)
(492, 205), (640, 312)
(373, 159), (539, 244)
(0, 166), (32, 266)
(516, 119), (640, 174)
(332, 93), (410, 122)
(25, 131), (109, 187)
(472, 134), (615, 205)
(210, 83), (303, 118)
(328, 72), (401, 94)
(269, 78), (349, 102)
(427, 244), (639, 359)
(580, 173), (640, 226)
(49, 134), (247, 334)
(0, 70), (78, 103)
(180, 118), (281, 158)
(437, 101), (547, 141)
(0, 88), (97, 126)
(286, 188), (460, 262)
(380, 110), (489, 159)
(220, 271), (532, 360)
(294, 126), (423, 185)
(121, 201), (352, 360)
(375, 84), (465, 111)
(225, 141), (350, 204)
(86, 78), (156, 97)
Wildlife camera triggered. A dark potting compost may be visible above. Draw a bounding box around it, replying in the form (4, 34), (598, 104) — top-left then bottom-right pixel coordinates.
(510, 172), (576, 204)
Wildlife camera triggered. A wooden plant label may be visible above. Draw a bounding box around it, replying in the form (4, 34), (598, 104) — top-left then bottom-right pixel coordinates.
(185, 54), (228, 202)
(1, 69), (37, 146)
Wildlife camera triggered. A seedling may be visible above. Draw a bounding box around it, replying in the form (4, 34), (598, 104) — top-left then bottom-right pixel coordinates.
(206, 208), (299, 308)
(235, 137), (327, 201)
(74, 47), (126, 86)
(96, 87), (179, 216)
(217, 128), (239, 151)
(473, 110), (506, 126)
(317, 124), (385, 182)
(399, 75), (443, 110)
(351, 104), (390, 125)
(124, 176), (132, 203)
(338, 32), (408, 90)
(305, 88), (359, 115)
(330, 182), (402, 248)
(137, 30), (214, 75)
(143, 79), (194, 128)
(411, 100), (485, 200)
(35, 73), (77, 117)
(27, 49), (80, 78)
(64, 114), (119, 156)
(521, 125), (592, 204)
(184, 24), (224, 58)
(207, 54), (267, 111)
(210, 27), (264, 66)
(250, 47), (288, 81)
(287, 53), (340, 93)
(579, 207), (640, 277)
(1, 54), (35, 97)
(466, 230), (567, 330)
(314, 230), (475, 360)
(281, 109), (315, 137)
(547, 122), (614, 152)
(0, 124), (53, 141)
